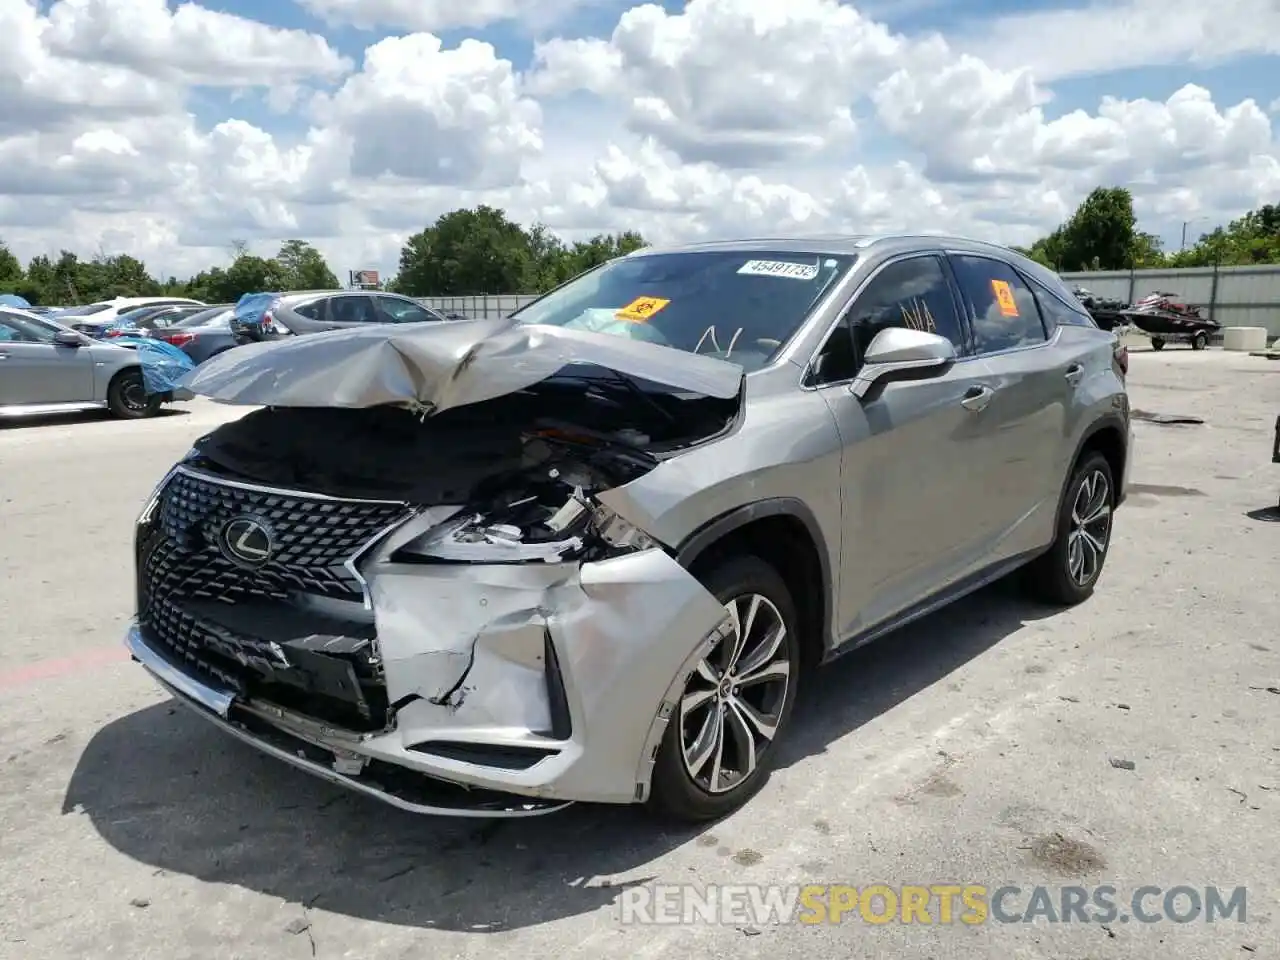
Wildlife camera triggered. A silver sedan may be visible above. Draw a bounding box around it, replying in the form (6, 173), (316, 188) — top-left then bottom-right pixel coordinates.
(0, 307), (188, 420)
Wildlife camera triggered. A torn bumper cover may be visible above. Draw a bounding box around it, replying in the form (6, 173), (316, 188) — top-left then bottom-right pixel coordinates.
(127, 470), (734, 816)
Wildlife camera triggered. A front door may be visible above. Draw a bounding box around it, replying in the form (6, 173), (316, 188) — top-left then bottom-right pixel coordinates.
(0, 314), (95, 405)
(808, 254), (999, 640)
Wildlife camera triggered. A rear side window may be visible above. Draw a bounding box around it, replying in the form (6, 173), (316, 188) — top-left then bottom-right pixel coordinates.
(292, 301), (323, 320)
(948, 255), (1047, 353)
(1029, 282), (1097, 331)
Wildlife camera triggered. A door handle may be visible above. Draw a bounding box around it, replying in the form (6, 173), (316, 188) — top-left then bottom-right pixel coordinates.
(1064, 363), (1084, 385)
(960, 385), (993, 412)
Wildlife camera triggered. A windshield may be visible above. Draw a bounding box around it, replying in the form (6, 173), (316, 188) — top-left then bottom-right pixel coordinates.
(54, 303), (112, 317)
(510, 250), (856, 372)
(173, 306), (232, 328)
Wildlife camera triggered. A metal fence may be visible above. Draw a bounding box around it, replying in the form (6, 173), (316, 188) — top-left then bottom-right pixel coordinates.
(417, 294), (539, 320)
(416, 263), (1280, 336)
(1061, 264), (1280, 336)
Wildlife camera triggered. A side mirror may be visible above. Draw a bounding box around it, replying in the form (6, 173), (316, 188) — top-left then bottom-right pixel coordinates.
(54, 330), (85, 347)
(850, 328), (956, 401)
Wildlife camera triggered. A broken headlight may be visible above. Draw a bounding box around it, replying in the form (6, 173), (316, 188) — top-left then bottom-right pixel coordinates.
(394, 495), (655, 565)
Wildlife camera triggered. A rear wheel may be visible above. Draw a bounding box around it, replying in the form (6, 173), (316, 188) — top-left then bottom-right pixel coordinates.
(647, 555), (801, 823)
(1191, 331), (1209, 350)
(106, 369), (162, 419)
(1022, 451), (1115, 605)
(1150, 337), (1165, 351)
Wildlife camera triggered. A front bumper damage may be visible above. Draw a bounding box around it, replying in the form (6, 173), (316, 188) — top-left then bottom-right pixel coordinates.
(127, 474), (733, 816)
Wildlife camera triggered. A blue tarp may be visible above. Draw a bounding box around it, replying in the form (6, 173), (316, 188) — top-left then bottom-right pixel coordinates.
(0, 294), (31, 308)
(111, 336), (196, 394)
(233, 291), (280, 331)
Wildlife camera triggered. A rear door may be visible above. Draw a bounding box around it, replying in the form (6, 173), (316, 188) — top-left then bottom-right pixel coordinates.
(0, 313), (95, 405)
(809, 254), (998, 637)
(944, 253), (1068, 562)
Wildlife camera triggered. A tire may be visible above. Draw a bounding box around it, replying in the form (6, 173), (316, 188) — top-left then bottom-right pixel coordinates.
(647, 555), (802, 823)
(106, 369), (162, 420)
(1022, 451), (1116, 606)
(1150, 337), (1165, 351)
(1191, 331), (1208, 350)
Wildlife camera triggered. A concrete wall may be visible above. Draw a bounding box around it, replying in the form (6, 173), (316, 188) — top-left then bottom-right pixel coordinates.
(1062, 264), (1280, 336)
(417, 263), (1280, 336)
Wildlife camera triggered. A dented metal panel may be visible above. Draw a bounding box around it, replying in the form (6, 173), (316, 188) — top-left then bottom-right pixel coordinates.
(356, 546), (730, 804)
(180, 318), (744, 412)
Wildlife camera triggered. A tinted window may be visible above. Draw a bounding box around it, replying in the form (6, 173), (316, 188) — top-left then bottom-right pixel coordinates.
(949, 255), (1047, 353)
(376, 297), (436, 323)
(327, 296), (377, 323)
(0, 311), (58, 343)
(292, 300), (324, 320)
(1030, 282), (1096, 331)
(812, 256), (964, 384)
(511, 250), (857, 372)
(173, 306), (232, 328)
(54, 303), (112, 317)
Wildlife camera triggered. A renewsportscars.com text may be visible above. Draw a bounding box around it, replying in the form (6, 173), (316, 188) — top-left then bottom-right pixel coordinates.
(618, 883), (1247, 926)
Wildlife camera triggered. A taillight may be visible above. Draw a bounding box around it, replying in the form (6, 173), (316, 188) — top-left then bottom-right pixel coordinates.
(162, 333), (194, 347)
(1115, 342), (1128, 376)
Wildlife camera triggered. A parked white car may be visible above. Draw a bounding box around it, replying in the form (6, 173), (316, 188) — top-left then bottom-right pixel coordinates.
(52, 296), (205, 335)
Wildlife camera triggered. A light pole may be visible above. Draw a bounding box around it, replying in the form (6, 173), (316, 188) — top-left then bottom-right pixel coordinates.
(1180, 217), (1207, 251)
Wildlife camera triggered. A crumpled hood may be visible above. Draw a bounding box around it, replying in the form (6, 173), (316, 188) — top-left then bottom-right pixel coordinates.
(180, 317), (745, 413)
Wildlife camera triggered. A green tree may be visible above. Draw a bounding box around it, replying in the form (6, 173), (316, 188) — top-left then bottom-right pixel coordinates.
(394, 205), (535, 296)
(1168, 204), (1280, 267)
(0, 242), (22, 289)
(207, 255), (288, 302)
(1059, 187), (1140, 270)
(274, 240), (339, 290)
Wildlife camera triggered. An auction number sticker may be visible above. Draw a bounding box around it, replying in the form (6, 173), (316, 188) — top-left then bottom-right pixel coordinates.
(616, 296), (671, 322)
(991, 279), (1019, 317)
(738, 260), (820, 280)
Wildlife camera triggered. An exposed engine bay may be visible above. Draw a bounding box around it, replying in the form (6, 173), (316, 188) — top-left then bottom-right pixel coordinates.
(192, 370), (738, 560)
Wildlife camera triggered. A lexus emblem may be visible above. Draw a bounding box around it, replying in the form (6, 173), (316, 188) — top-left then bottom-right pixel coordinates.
(219, 517), (274, 566)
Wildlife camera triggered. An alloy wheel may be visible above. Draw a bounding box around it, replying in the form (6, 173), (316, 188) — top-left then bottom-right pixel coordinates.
(121, 378), (149, 412)
(679, 593), (791, 795)
(1067, 469), (1112, 586)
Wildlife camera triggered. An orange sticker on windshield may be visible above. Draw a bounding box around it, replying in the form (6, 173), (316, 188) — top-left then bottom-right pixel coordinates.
(991, 279), (1019, 317)
(616, 296), (670, 323)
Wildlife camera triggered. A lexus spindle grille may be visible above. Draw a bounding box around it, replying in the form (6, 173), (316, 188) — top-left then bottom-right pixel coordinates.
(136, 467), (411, 716)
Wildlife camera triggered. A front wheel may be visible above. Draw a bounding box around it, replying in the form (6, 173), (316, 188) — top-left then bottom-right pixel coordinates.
(1150, 337), (1165, 351)
(1191, 331), (1208, 350)
(106, 369), (162, 419)
(1021, 451), (1115, 605)
(647, 555), (801, 823)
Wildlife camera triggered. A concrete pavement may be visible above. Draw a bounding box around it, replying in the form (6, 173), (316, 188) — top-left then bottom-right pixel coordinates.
(1, 352), (1277, 959)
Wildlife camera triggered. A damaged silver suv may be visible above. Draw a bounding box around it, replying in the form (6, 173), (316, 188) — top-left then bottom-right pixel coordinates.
(126, 234), (1132, 822)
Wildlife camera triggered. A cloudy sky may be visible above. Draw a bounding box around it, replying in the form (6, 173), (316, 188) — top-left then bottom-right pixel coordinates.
(1, 0), (1278, 281)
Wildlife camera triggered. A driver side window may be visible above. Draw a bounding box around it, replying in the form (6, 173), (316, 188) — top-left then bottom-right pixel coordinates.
(0, 313), (56, 343)
(812, 256), (964, 385)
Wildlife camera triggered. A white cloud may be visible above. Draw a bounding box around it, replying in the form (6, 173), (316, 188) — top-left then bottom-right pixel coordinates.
(953, 0), (1280, 82)
(0, 0), (1277, 283)
(311, 34), (542, 188)
(45, 0), (351, 86)
(296, 0), (600, 33)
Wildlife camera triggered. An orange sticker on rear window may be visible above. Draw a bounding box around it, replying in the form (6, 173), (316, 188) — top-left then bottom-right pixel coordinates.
(991, 279), (1019, 317)
(616, 296), (670, 323)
